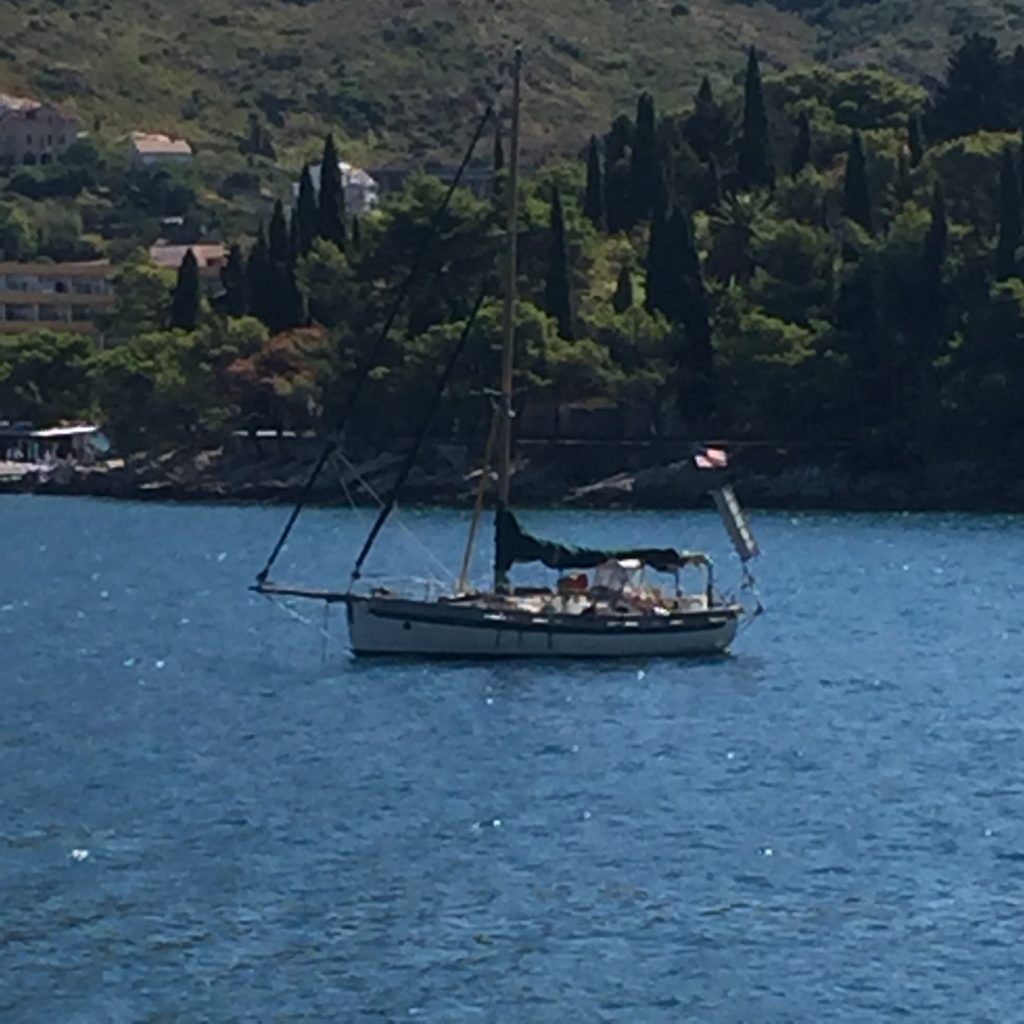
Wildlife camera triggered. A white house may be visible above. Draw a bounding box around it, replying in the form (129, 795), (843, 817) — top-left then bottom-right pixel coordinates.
(130, 132), (194, 166)
(296, 160), (380, 215)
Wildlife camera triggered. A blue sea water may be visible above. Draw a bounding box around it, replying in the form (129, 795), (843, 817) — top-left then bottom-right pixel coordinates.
(2, 495), (1024, 1022)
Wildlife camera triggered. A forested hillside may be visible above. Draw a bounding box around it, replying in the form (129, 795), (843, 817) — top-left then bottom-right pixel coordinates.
(6, 30), (1024, 481)
(2, 0), (1023, 163)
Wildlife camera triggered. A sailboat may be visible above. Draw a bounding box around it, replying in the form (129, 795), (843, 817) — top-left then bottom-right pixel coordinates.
(254, 49), (761, 658)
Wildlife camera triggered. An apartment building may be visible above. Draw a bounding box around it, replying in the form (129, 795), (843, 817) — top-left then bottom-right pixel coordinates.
(0, 261), (116, 334)
(0, 94), (81, 166)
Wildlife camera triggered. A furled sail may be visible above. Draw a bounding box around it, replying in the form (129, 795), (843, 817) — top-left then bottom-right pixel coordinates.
(494, 508), (709, 576)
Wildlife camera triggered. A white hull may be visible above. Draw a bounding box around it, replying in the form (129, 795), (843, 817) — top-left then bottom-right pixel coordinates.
(345, 595), (740, 659)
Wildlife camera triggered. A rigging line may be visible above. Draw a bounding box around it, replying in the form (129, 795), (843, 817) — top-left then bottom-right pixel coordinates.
(457, 407), (499, 593)
(255, 96), (500, 585)
(261, 593), (333, 641)
(334, 451), (455, 584)
(350, 283), (489, 588)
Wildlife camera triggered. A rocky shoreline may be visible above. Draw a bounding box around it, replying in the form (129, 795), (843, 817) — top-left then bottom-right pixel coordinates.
(2, 439), (1022, 513)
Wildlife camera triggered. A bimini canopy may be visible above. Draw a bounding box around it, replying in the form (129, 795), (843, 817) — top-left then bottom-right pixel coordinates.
(495, 508), (709, 576)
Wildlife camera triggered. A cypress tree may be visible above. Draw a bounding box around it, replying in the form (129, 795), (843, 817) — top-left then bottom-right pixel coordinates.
(630, 92), (659, 224)
(246, 225), (271, 326)
(244, 112), (261, 155)
(737, 47), (775, 191)
(1019, 131), (1024, 205)
(918, 180), (948, 356)
(612, 265), (634, 313)
(908, 113), (924, 168)
(268, 200), (289, 266)
(169, 248), (201, 331)
(289, 206), (301, 266)
(317, 134), (346, 249)
(1008, 45), (1024, 127)
(895, 149), (912, 203)
(645, 205), (670, 317)
(583, 135), (605, 228)
(705, 155), (722, 209)
(351, 216), (362, 253)
(296, 166), (318, 257)
(924, 180), (948, 276)
(242, 112), (275, 158)
(605, 158), (632, 234)
(263, 201), (304, 334)
(666, 207), (714, 426)
(220, 243), (247, 317)
(791, 111), (811, 177)
(282, 228), (305, 332)
(544, 186), (574, 339)
(604, 113), (634, 225)
(605, 113), (634, 166)
(843, 131), (873, 232)
(685, 77), (729, 163)
(996, 144), (1022, 279)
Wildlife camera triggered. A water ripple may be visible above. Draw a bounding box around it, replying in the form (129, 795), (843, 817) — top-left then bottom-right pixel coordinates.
(4, 498), (1024, 1020)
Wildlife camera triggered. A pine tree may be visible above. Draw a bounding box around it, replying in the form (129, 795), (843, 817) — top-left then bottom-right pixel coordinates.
(317, 134), (346, 249)
(246, 225), (271, 326)
(612, 265), (634, 313)
(843, 131), (873, 232)
(296, 166), (318, 257)
(790, 111), (811, 177)
(908, 113), (924, 168)
(220, 243), (247, 317)
(737, 47), (775, 191)
(630, 92), (659, 224)
(169, 248), (201, 331)
(543, 186), (574, 339)
(929, 33), (1009, 139)
(996, 144), (1022, 279)
(583, 135), (605, 228)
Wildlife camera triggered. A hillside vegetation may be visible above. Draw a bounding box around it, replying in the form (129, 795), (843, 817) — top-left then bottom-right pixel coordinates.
(7, 30), (1024, 481)
(1, 0), (1022, 165)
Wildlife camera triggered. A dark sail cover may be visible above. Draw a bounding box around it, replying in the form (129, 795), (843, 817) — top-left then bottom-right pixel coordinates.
(495, 508), (706, 576)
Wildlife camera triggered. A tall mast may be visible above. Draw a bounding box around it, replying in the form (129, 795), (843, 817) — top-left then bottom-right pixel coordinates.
(497, 46), (522, 510)
(494, 47), (522, 591)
